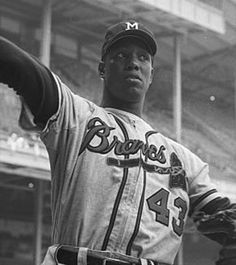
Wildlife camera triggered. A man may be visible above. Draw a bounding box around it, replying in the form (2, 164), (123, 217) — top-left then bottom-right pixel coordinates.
(0, 20), (235, 265)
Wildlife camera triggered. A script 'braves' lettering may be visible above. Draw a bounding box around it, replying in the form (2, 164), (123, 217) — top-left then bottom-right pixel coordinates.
(79, 117), (166, 164)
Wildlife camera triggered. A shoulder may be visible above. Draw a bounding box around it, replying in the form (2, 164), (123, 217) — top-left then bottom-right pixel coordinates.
(53, 74), (97, 113)
(157, 133), (209, 176)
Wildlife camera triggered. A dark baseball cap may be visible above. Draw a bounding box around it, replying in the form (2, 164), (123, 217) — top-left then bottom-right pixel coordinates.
(101, 20), (157, 60)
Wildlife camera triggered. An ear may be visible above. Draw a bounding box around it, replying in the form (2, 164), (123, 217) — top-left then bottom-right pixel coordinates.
(149, 67), (154, 85)
(98, 61), (105, 79)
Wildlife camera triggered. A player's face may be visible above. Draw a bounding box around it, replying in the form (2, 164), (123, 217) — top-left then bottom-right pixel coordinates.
(103, 38), (154, 104)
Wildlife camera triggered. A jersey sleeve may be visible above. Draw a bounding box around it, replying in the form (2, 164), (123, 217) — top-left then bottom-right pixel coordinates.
(38, 75), (97, 186)
(187, 157), (220, 216)
(170, 139), (225, 217)
(40, 74), (96, 155)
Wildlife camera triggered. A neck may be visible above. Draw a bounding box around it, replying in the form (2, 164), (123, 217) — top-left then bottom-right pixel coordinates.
(100, 89), (144, 117)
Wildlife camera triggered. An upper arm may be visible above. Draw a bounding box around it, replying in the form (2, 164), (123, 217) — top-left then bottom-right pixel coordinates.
(0, 36), (59, 126)
(169, 140), (222, 217)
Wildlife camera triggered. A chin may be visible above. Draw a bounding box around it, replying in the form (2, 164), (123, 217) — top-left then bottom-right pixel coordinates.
(128, 84), (145, 94)
(124, 88), (144, 102)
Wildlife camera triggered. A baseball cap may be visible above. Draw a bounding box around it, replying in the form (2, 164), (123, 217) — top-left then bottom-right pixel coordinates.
(101, 20), (157, 60)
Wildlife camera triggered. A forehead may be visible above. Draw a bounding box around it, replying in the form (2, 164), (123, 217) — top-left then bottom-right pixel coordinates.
(108, 37), (152, 54)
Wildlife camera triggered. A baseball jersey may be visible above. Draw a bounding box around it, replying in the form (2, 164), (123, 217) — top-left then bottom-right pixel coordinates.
(25, 74), (222, 264)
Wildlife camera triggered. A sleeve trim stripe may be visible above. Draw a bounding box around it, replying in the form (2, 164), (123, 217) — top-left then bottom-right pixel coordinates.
(189, 189), (217, 216)
(193, 193), (222, 213)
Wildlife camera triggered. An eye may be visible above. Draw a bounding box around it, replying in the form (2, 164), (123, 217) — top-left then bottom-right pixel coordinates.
(115, 52), (127, 60)
(138, 53), (149, 61)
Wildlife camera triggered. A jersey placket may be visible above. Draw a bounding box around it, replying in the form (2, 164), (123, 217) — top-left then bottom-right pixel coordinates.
(108, 165), (143, 252)
(102, 115), (144, 252)
(107, 117), (147, 254)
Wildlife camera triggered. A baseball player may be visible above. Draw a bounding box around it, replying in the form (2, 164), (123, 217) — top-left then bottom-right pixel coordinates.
(0, 20), (236, 265)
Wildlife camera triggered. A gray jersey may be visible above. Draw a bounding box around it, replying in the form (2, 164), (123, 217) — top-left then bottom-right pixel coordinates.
(29, 75), (220, 264)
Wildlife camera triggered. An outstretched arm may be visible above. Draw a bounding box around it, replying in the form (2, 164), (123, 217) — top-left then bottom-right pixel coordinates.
(0, 36), (59, 127)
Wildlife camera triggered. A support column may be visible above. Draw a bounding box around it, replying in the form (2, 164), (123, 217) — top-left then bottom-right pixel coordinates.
(234, 69), (236, 137)
(173, 35), (184, 265)
(173, 35), (182, 143)
(34, 180), (44, 265)
(34, 1), (52, 264)
(40, 0), (52, 67)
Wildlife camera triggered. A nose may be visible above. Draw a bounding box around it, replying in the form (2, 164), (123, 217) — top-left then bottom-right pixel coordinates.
(126, 55), (139, 71)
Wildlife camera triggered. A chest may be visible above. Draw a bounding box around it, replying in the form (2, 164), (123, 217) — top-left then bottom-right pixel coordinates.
(79, 115), (188, 197)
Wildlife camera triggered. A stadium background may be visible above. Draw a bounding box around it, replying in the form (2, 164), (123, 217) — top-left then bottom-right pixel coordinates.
(0, 0), (236, 264)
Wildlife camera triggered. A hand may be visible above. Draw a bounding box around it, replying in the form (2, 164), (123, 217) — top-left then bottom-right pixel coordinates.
(193, 209), (236, 265)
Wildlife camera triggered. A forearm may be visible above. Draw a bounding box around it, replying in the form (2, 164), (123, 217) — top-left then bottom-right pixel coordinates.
(201, 197), (236, 215)
(0, 36), (58, 125)
(193, 196), (236, 246)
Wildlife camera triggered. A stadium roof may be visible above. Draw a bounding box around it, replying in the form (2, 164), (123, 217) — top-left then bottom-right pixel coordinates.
(0, 0), (231, 59)
(0, 0), (235, 100)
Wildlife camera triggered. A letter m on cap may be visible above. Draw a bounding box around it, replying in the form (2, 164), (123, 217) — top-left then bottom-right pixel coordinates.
(125, 22), (138, 30)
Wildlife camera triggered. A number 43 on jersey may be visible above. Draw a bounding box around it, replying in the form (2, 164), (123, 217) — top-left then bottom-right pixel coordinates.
(147, 188), (187, 236)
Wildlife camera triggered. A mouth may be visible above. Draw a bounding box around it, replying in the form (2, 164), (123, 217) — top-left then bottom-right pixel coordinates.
(124, 75), (142, 83)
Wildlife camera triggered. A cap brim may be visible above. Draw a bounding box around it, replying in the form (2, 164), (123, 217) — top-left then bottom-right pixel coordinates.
(102, 29), (157, 58)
